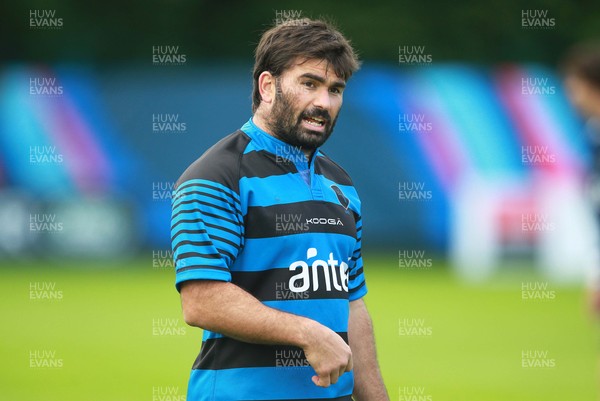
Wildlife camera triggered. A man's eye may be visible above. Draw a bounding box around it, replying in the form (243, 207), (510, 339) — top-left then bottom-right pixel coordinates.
(303, 81), (315, 88)
(330, 87), (341, 94)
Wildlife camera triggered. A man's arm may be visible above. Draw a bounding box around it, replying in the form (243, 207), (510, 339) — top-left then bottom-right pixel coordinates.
(180, 280), (353, 388)
(348, 298), (389, 401)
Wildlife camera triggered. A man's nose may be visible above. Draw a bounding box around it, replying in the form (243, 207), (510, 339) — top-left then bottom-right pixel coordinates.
(312, 87), (331, 110)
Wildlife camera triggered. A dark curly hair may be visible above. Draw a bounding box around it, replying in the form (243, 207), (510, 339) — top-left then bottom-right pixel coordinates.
(252, 18), (360, 112)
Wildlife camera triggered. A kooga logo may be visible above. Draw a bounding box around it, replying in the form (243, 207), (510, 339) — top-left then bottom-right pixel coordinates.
(305, 217), (343, 226)
(288, 248), (349, 293)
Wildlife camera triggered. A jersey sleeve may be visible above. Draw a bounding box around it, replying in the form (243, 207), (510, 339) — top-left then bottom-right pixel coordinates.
(171, 179), (244, 291)
(348, 215), (367, 301)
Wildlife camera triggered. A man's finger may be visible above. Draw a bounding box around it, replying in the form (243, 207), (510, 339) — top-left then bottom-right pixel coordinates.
(314, 373), (331, 388)
(346, 355), (353, 372)
(330, 371), (340, 385)
(318, 374), (331, 387)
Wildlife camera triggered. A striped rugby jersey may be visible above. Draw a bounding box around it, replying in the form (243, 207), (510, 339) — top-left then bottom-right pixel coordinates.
(171, 117), (367, 401)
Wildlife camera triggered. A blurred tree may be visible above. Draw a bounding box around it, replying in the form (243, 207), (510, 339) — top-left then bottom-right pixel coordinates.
(2, 0), (599, 64)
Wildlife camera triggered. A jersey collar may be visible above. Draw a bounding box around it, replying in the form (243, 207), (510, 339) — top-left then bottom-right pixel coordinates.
(241, 117), (322, 165)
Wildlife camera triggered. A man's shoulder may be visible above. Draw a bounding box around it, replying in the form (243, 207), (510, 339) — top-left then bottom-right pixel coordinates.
(176, 129), (251, 192)
(315, 151), (354, 186)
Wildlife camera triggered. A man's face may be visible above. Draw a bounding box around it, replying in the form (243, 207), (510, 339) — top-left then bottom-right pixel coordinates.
(565, 74), (600, 118)
(264, 58), (346, 151)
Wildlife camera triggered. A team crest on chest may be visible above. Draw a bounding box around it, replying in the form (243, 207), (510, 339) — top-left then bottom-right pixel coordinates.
(330, 185), (350, 211)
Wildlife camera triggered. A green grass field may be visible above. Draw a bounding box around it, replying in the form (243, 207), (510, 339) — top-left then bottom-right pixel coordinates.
(0, 254), (597, 401)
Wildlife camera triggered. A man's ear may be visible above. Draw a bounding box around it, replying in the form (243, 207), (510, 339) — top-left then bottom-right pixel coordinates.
(258, 71), (276, 105)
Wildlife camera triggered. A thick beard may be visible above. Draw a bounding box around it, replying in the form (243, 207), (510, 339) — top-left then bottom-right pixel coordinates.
(264, 82), (338, 151)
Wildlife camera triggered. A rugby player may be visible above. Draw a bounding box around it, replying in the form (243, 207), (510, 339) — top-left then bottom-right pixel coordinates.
(171, 18), (389, 401)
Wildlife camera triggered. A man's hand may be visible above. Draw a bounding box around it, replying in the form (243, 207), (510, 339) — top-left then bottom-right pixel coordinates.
(301, 322), (353, 387)
(181, 280), (353, 387)
(587, 287), (600, 317)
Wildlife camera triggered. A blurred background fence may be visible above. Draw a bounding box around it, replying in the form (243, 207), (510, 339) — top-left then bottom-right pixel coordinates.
(0, 64), (597, 282)
(1, 1), (599, 272)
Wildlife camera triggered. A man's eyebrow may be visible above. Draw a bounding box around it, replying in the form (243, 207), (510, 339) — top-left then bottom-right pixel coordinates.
(298, 72), (346, 88)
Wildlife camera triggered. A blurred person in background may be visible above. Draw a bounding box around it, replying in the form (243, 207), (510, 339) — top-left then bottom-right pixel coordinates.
(562, 43), (600, 315)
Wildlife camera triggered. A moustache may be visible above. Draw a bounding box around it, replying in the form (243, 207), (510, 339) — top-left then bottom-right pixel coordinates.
(299, 109), (331, 125)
